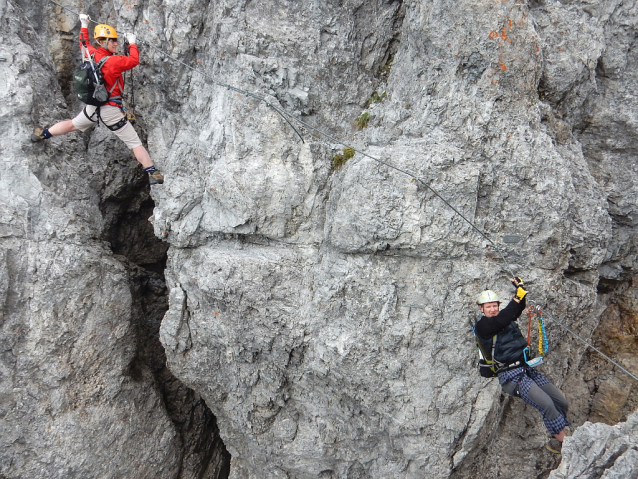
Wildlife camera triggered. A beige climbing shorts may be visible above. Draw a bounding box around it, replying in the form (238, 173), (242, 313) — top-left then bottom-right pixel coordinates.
(72, 104), (142, 149)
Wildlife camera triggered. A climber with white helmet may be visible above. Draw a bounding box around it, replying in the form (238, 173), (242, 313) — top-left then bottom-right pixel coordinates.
(31, 13), (164, 185)
(474, 278), (569, 454)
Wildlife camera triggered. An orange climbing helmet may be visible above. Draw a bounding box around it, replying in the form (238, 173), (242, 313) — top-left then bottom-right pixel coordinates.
(94, 24), (118, 40)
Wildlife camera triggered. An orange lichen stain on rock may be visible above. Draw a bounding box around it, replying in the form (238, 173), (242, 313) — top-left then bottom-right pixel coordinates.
(500, 20), (513, 40)
(500, 63), (507, 70)
(489, 30), (499, 39)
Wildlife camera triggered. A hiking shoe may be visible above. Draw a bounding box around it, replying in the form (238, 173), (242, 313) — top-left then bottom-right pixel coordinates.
(148, 170), (164, 185)
(30, 127), (47, 142)
(546, 439), (562, 454)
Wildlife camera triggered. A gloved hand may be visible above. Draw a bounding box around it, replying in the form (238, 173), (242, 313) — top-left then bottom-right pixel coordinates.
(126, 32), (136, 44)
(79, 14), (90, 28)
(511, 277), (527, 301)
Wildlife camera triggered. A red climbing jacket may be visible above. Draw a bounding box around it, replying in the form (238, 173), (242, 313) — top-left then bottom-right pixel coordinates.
(79, 27), (138, 103)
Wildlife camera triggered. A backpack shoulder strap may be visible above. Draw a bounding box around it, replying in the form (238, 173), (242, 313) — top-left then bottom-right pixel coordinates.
(109, 75), (122, 95)
(94, 57), (122, 95)
(96, 56), (109, 68)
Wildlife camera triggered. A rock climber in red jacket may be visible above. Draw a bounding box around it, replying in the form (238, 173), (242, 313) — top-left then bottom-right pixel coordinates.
(31, 13), (163, 185)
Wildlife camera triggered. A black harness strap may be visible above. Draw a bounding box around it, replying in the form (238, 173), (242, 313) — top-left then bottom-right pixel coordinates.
(83, 105), (128, 131)
(100, 95), (128, 131)
(102, 113), (128, 131)
(83, 106), (98, 123)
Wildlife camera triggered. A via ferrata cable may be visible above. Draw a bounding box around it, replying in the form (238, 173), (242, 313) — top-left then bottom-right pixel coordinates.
(47, 0), (638, 384)
(150, 29), (638, 383)
(48, 0), (515, 277)
(528, 301), (638, 383)
(47, 0), (305, 143)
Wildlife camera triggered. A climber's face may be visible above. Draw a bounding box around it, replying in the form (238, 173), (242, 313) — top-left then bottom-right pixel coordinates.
(107, 38), (118, 54)
(479, 301), (500, 318)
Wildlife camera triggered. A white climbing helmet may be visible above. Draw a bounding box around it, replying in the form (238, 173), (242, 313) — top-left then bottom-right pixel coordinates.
(476, 290), (500, 305)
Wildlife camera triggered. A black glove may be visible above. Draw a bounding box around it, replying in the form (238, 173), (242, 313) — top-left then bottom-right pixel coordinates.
(511, 277), (527, 301)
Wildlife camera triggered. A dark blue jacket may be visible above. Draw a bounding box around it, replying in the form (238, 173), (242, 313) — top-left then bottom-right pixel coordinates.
(475, 299), (527, 365)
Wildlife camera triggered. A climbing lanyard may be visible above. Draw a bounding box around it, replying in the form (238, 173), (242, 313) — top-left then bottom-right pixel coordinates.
(524, 305), (547, 367)
(526, 305), (548, 355)
(528, 301), (638, 383)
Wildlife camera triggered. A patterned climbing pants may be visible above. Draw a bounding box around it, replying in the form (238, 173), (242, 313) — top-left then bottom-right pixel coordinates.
(499, 367), (569, 435)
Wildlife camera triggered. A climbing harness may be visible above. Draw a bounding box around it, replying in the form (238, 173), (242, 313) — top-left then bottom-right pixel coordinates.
(48, 0), (638, 385)
(523, 305), (548, 368)
(82, 103), (128, 130)
(101, 106), (129, 131)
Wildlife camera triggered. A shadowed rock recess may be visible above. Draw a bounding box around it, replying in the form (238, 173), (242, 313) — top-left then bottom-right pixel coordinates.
(2, 0), (637, 478)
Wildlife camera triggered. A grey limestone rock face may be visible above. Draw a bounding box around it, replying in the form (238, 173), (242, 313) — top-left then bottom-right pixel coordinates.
(146, 0), (636, 477)
(549, 411), (638, 479)
(4, 0), (638, 477)
(2, 0), (226, 478)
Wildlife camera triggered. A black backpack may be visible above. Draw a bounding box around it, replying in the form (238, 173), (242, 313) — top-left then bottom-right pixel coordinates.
(73, 56), (112, 106)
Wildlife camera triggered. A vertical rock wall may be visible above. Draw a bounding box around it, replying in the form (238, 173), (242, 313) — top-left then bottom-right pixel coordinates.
(138, 0), (635, 477)
(3, 0), (638, 477)
(1, 0), (228, 477)
(549, 411), (638, 479)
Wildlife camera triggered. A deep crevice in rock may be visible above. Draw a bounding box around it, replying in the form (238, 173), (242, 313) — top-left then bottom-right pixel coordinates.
(100, 173), (231, 478)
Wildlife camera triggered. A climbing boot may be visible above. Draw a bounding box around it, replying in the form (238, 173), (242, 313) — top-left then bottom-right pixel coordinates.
(30, 127), (48, 142)
(546, 439), (562, 454)
(148, 170), (164, 185)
